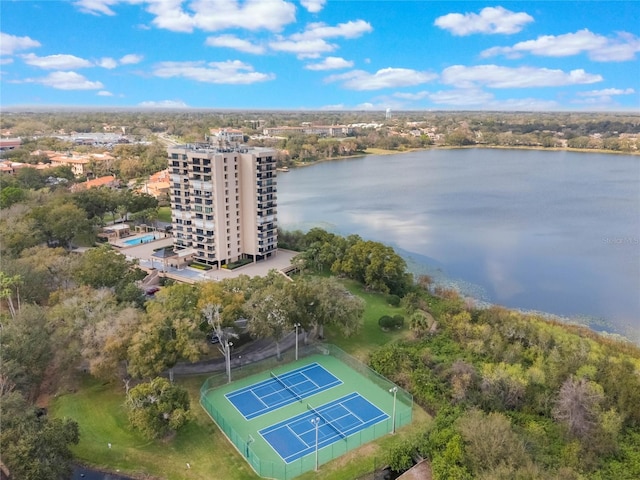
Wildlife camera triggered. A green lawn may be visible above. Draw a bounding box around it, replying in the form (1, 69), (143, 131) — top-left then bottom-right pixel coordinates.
(324, 279), (409, 360)
(51, 376), (259, 480)
(158, 206), (171, 223)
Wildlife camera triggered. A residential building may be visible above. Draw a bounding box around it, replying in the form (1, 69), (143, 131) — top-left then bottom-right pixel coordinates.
(0, 138), (22, 152)
(209, 128), (244, 145)
(168, 143), (278, 268)
(70, 175), (119, 192)
(262, 125), (354, 137)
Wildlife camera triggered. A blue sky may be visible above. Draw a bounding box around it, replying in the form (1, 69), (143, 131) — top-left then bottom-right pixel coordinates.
(1, 1), (639, 111)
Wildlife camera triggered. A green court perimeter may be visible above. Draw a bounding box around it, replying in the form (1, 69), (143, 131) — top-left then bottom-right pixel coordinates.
(200, 345), (413, 480)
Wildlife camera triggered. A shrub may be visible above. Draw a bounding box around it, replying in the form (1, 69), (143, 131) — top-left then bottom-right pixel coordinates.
(378, 315), (395, 329)
(386, 294), (401, 306)
(393, 315), (405, 328)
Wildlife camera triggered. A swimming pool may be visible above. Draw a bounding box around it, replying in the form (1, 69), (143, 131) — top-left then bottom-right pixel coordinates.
(122, 234), (156, 246)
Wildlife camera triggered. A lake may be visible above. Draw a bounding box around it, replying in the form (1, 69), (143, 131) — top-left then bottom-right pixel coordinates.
(277, 149), (640, 342)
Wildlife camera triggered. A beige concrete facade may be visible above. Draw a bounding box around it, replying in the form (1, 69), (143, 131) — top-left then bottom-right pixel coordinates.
(167, 144), (278, 268)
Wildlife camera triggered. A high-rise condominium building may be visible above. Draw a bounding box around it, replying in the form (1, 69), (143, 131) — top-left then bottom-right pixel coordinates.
(167, 143), (277, 267)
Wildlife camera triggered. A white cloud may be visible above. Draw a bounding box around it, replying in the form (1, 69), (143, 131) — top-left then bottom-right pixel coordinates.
(152, 60), (274, 84)
(326, 68), (437, 91)
(97, 57), (118, 69)
(270, 19), (372, 59)
(0, 58), (14, 65)
(441, 65), (602, 88)
(427, 88), (558, 110)
(0, 33), (41, 56)
(292, 20), (373, 41)
(435, 6), (533, 36)
(119, 53), (143, 64)
(22, 52), (86, 69)
(75, 0), (297, 33)
(481, 29), (640, 62)
(269, 38), (336, 58)
(577, 88), (635, 97)
(429, 88), (495, 106)
(97, 90), (114, 96)
(205, 35), (265, 54)
(25, 71), (104, 90)
(301, 0), (326, 13)
(138, 99), (189, 108)
(73, 0), (118, 16)
(393, 91), (430, 100)
(305, 56), (353, 71)
(319, 103), (345, 110)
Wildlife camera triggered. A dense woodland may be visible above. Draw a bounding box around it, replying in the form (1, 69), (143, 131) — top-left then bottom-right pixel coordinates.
(1, 111), (640, 479)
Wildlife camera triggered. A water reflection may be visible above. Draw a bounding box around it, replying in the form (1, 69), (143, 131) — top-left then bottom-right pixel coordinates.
(277, 149), (640, 341)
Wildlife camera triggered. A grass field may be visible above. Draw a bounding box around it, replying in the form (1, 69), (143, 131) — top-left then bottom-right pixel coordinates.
(158, 206), (171, 223)
(325, 279), (409, 360)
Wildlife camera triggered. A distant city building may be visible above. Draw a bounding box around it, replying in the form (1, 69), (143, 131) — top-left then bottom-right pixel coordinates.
(209, 128), (244, 146)
(168, 143), (278, 268)
(0, 138), (22, 151)
(133, 169), (170, 198)
(262, 125), (353, 137)
(46, 151), (115, 176)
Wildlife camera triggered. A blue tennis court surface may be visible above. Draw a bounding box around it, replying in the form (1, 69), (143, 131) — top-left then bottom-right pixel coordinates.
(225, 363), (342, 420)
(259, 392), (389, 463)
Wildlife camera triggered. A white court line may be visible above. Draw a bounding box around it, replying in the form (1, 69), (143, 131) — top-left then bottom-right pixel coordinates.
(250, 389), (269, 408)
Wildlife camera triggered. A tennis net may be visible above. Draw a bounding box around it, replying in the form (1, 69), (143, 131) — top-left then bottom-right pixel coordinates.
(270, 371), (304, 403)
(307, 403), (347, 440)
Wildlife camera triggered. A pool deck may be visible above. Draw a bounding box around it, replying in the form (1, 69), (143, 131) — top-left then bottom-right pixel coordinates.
(118, 236), (297, 283)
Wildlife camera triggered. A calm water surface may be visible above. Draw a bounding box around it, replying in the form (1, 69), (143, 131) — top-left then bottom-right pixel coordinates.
(277, 149), (640, 341)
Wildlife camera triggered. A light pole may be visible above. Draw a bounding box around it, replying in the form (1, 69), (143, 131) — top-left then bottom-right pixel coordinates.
(311, 416), (320, 471)
(294, 323), (301, 360)
(225, 341), (234, 383)
(389, 386), (398, 434)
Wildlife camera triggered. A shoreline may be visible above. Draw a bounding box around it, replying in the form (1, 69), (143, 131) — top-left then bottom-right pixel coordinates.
(287, 144), (639, 169)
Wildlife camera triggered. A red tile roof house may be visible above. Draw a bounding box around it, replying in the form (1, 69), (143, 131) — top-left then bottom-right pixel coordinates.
(0, 138), (22, 151)
(70, 175), (120, 192)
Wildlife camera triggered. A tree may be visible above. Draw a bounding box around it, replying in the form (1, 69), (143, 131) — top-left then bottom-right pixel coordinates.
(73, 187), (116, 224)
(128, 283), (204, 382)
(81, 307), (143, 381)
(6, 246), (78, 305)
(73, 244), (145, 304)
(125, 377), (190, 440)
(0, 186), (26, 209)
(0, 204), (44, 258)
(31, 201), (94, 248)
(47, 287), (122, 383)
(553, 376), (604, 439)
(0, 304), (52, 399)
(333, 239), (411, 295)
(0, 271), (22, 319)
(0, 392), (79, 480)
(246, 281), (292, 359)
(456, 409), (531, 474)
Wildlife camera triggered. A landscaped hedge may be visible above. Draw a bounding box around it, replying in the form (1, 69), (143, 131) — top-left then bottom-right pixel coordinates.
(378, 315), (404, 330)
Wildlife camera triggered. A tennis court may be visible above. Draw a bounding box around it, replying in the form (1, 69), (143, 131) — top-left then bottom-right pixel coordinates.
(200, 345), (413, 480)
(259, 392), (389, 463)
(225, 363), (342, 420)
